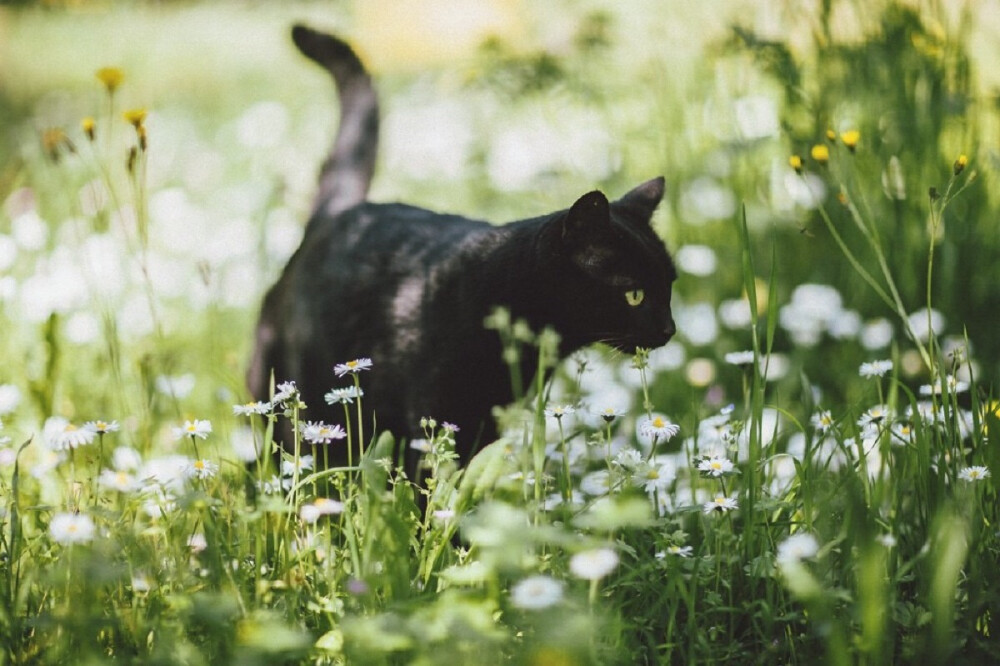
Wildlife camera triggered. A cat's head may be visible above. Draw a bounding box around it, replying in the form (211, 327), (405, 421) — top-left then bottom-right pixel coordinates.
(539, 177), (676, 354)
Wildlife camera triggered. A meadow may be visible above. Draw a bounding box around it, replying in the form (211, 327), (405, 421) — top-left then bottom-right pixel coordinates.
(0, 0), (998, 663)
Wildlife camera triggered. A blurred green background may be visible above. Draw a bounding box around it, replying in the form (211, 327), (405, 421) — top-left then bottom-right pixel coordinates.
(1, 0), (999, 423)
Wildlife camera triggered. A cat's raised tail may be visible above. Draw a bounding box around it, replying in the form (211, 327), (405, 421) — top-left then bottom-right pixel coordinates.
(291, 25), (378, 217)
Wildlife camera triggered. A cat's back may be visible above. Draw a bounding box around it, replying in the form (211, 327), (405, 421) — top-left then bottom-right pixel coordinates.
(296, 202), (494, 277)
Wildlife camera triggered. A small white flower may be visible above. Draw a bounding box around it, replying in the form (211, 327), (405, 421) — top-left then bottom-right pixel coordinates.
(636, 462), (676, 493)
(613, 448), (643, 470)
(811, 410), (835, 434)
(112, 446), (143, 471)
(958, 466), (990, 482)
(877, 533), (897, 548)
(569, 547), (619, 581)
(186, 458), (219, 480)
(409, 438), (432, 453)
(299, 421), (347, 445)
(257, 475), (289, 494)
(131, 574), (152, 593)
(510, 575), (564, 610)
(324, 386), (364, 405)
(776, 533), (819, 565)
(47, 418), (97, 451)
(859, 360), (893, 379)
(656, 544), (693, 559)
(281, 455), (314, 477)
(0, 384), (22, 415)
(432, 509), (456, 521)
(84, 419), (120, 434)
(187, 533), (208, 553)
(857, 405), (892, 429)
(544, 404), (576, 419)
(703, 495), (739, 514)
(49, 512), (96, 545)
(724, 350), (755, 366)
(272, 381), (299, 403)
(300, 503), (323, 524)
(579, 470), (612, 496)
(593, 405), (626, 422)
(639, 416), (681, 441)
(232, 401), (271, 416)
(173, 419), (212, 440)
(920, 375), (970, 396)
(333, 358), (372, 377)
(697, 456), (735, 477)
(98, 468), (141, 493)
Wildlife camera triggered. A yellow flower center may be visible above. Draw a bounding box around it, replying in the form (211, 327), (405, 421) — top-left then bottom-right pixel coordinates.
(714, 497), (727, 505)
(710, 461), (722, 470)
(652, 417), (665, 428)
(194, 460), (205, 470)
(64, 424), (77, 432)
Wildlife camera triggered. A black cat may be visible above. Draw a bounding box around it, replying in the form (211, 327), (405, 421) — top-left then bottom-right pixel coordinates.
(249, 25), (676, 469)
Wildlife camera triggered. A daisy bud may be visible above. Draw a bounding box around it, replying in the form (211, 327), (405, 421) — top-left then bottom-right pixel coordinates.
(953, 154), (967, 176)
(81, 117), (96, 142)
(788, 154), (803, 174)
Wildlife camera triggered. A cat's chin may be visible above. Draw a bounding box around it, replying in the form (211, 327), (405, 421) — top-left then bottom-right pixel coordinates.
(612, 335), (672, 355)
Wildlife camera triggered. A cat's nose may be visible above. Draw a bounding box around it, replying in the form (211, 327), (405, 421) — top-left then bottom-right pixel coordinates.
(663, 320), (676, 339)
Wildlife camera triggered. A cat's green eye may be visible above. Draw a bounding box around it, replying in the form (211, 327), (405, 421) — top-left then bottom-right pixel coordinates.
(625, 289), (645, 307)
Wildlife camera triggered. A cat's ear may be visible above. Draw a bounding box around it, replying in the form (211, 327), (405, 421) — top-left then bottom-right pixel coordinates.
(562, 190), (611, 240)
(615, 176), (665, 220)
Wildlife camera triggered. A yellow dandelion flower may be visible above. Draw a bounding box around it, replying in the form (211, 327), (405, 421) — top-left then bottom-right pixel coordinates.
(788, 154), (803, 173)
(825, 128), (837, 142)
(953, 154), (968, 176)
(123, 108), (147, 128)
(840, 130), (860, 152)
(81, 117), (96, 141)
(95, 67), (124, 94)
(810, 144), (829, 165)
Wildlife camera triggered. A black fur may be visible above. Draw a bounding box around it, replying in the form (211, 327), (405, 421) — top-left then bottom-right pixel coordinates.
(249, 26), (677, 468)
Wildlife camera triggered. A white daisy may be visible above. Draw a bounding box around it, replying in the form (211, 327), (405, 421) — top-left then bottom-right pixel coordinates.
(98, 468), (141, 493)
(299, 421), (347, 445)
(510, 575), (564, 610)
(232, 401), (271, 416)
(272, 381), (299, 404)
(958, 466), (990, 482)
(724, 350), (755, 366)
(776, 533), (819, 565)
(569, 547), (620, 581)
(186, 458), (219, 480)
(281, 455), (314, 477)
(859, 360), (893, 378)
(84, 419), (120, 434)
(639, 416), (681, 441)
(47, 419), (97, 451)
(172, 419), (212, 441)
(544, 404), (576, 419)
(920, 375), (970, 396)
(655, 544), (693, 558)
(49, 512), (96, 545)
(333, 358), (373, 377)
(593, 405), (626, 422)
(810, 410), (834, 434)
(703, 495), (739, 514)
(697, 456), (735, 477)
(324, 386), (364, 405)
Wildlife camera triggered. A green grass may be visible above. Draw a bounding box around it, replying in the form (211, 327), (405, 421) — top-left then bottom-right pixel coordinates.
(1, 1), (999, 663)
